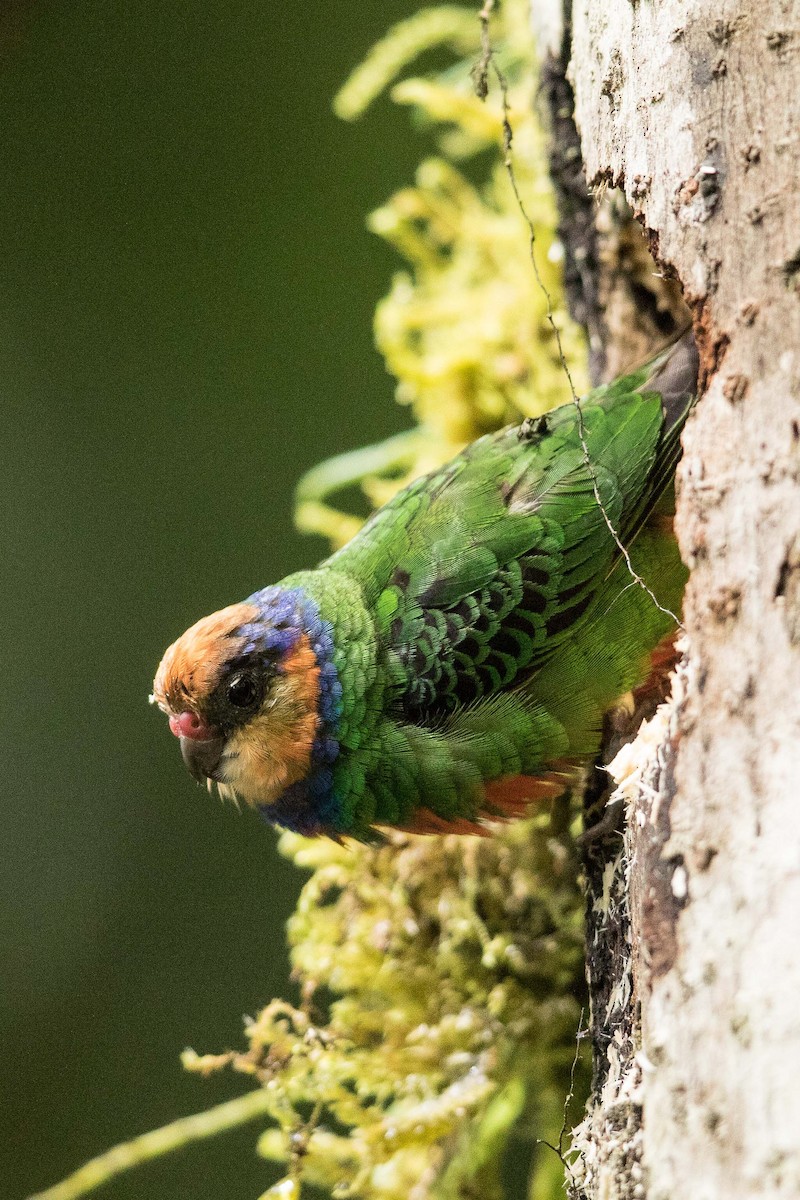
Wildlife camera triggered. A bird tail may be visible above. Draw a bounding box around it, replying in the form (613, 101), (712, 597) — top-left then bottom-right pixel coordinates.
(638, 326), (700, 436)
(612, 327), (699, 547)
(637, 328), (699, 516)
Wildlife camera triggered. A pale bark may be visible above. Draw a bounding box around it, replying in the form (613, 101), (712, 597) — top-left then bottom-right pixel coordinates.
(540, 3), (800, 1198)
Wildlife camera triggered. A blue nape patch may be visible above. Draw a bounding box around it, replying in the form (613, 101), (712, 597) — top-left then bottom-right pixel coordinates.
(240, 585), (344, 834)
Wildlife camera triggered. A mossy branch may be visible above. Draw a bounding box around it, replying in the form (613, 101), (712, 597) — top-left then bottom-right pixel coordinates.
(33, 5), (593, 1199)
(26, 1088), (275, 1200)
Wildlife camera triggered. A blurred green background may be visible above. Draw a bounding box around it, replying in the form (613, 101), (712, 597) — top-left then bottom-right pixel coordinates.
(0, 2), (427, 1195)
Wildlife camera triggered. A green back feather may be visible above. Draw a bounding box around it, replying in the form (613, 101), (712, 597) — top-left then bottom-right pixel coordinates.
(305, 333), (697, 834)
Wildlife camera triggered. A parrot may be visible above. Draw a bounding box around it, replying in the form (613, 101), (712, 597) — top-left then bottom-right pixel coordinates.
(152, 331), (698, 840)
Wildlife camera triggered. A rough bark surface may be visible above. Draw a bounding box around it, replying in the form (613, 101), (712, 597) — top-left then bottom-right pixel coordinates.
(537, 9), (688, 387)
(563, 4), (800, 1199)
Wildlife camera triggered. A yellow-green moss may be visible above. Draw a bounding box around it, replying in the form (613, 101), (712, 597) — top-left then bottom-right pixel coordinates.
(186, 803), (584, 1200)
(295, 0), (588, 542)
(184, 6), (590, 1198)
(36, 9), (590, 1200)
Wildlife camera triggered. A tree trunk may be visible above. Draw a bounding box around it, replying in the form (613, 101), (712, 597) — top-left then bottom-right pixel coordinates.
(539, 3), (800, 1197)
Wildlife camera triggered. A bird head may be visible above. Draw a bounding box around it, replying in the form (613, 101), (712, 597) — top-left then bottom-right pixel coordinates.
(151, 592), (324, 810)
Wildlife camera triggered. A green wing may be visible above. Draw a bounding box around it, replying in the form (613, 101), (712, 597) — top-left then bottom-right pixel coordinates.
(326, 337), (695, 725)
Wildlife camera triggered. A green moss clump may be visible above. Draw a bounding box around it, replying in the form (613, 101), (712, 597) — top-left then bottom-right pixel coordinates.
(31, 10), (591, 1200)
(187, 803), (584, 1199)
(295, 0), (588, 542)
(190, 5), (590, 1197)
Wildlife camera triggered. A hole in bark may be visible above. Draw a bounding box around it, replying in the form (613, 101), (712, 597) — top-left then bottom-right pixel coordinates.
(776, 557), (792, 598)
(629, 281), (679, 336)
(783, 247), (800, 287)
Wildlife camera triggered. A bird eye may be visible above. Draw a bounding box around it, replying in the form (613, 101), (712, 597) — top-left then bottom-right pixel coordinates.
(226, 672), (261, 709)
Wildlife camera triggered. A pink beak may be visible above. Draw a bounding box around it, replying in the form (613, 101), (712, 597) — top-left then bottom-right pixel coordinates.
(168, 711), (226, 782)
(169, 711), (216, 741)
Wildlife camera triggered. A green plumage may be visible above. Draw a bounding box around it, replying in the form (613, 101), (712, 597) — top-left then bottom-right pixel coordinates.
(287, 332), (698, 838)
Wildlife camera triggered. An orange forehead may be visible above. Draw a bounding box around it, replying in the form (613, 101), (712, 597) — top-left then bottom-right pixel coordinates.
(152, 602), (259, 713)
